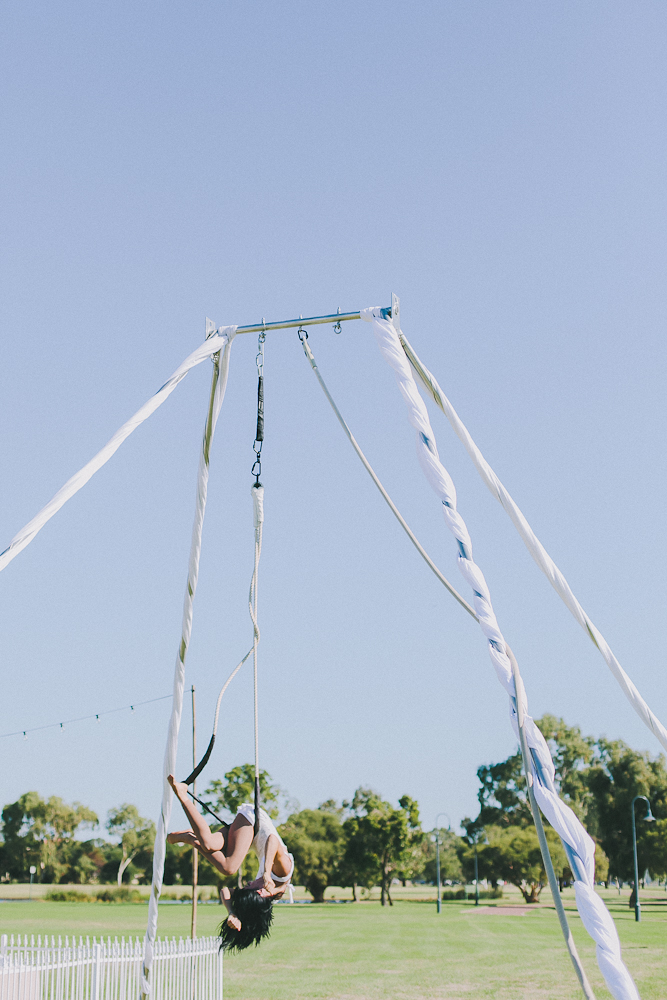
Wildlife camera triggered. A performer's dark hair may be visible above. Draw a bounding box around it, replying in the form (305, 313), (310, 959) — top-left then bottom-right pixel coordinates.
(219, 887), (275, 952)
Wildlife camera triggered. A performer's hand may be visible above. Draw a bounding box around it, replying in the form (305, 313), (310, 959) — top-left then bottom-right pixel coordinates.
(262, 872), (276, 893)
(226, 915), (241, 932)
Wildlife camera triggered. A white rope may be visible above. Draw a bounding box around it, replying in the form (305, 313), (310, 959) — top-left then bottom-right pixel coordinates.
(400, 332), (667, 756)
(141, 327), (236, 997)
(250, 484), (264, 817)
(298, 334), (476, 619)
(363, 307), (639, 1000)
(210, 649), (253, 738)
(0, 326), (235, 575)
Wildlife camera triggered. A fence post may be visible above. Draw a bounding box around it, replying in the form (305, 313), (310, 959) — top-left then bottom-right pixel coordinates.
(1, 934), (7, 960)
(92, 943), (102, 1000)
(217, 945), (223, 1000)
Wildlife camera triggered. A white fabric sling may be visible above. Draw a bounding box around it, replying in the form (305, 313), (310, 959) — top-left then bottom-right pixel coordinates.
(141, 327), (236, 997)
(398, 333), (667, 757)
(363, 307), (639, 1000)
(0, 326), (236, 574)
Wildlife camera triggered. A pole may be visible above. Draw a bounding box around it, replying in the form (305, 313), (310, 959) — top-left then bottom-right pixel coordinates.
(191, 685), (198, 940)
(434, 813), (450, 914)
(507, 646), (596, 1000)
(436, 831), (441, 914)
(631, 798), (640, 923)
(474, 842), (479, 906)
(630, 795), (653, 922)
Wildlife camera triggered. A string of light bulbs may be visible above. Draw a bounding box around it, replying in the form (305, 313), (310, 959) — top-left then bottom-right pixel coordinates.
(0, 694), (173, 740)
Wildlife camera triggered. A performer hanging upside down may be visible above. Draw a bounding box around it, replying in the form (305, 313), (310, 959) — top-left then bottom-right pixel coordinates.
(167, 775), (293, 951)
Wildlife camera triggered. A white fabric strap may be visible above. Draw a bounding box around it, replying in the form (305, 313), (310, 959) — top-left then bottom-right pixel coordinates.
(0, 327), (237, 575)
(140, 330), (236, 996)
(399, 333), (667, 756)
(363, 307), (639, 1000)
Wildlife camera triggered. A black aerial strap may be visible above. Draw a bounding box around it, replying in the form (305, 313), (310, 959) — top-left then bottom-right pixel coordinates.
(187, 789), (226, 828)
(183, 734), (215, 786)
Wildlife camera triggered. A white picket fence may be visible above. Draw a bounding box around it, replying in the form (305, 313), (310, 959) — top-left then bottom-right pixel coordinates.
(0, 935), (223, 1000)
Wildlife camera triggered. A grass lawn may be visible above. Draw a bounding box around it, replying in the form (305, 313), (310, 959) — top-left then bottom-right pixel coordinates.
(1, 888), (665, 999)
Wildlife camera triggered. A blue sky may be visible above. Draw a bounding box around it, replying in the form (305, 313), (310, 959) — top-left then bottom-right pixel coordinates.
(1, 1), (666, 840)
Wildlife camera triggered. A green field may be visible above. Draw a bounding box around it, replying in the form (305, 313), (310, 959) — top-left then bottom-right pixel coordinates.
(1, 887), (665, 998)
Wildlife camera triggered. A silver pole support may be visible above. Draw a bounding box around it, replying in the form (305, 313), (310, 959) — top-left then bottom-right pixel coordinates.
(506, 645), (597, 1000)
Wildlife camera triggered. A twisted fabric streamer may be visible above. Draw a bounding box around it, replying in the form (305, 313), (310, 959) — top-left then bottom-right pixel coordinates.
(362, 307), (639, 1000)
(141, 325), (236, 996)
(0, 327), (233, 575)
(398, 333), (667, 756)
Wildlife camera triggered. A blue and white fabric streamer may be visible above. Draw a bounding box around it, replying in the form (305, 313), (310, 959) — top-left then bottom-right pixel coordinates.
(141, 326), (236, 996)
(362, 306), (639, 1000)
(399, 333), (667, 757)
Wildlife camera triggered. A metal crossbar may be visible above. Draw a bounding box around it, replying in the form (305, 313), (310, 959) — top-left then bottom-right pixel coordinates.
(0, 934), (222, 1000)
(230, 304), (393, 337)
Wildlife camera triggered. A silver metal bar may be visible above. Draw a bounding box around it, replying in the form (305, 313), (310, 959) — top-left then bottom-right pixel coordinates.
(233, 306), (392, 336)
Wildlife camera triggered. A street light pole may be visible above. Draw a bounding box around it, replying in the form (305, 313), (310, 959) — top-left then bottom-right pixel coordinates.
(434, 813), (450, 914)
(631, 795), (654, 923)
(474, 838), (480, 906)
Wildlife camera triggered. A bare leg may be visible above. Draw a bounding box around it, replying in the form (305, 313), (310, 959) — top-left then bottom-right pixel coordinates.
(168, 776), (253, 875)
(168, 777), (225, 852)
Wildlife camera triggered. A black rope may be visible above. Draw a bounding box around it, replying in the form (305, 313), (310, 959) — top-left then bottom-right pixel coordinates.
(187, 789), (226, 828)
(254, 775), (261, 838)
(183, 733), (215, 786)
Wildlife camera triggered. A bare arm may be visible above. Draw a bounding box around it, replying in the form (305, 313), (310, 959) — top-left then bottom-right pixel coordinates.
(262, 834), (280, 889)
(219, 886), (241, 931)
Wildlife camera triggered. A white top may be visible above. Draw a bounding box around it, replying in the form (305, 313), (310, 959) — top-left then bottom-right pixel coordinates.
(236, 803), (294, 882)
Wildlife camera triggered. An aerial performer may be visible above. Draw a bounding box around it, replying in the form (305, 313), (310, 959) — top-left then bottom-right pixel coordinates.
(167, 775), (293, 951)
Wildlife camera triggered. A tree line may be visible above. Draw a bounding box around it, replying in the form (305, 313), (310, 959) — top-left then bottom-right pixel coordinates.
(2, 716), (665, 906)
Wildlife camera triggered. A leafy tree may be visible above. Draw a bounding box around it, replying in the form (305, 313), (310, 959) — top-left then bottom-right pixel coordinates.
(341, 788), (421, 906)
(106, 805), (155, 885)
(0, 793), (97, 883)
(163, 839), (196, 886)
(279, 803), (345, 902)
(537, 715), (596, 822)
(468, 718), (665, 897)
(472, 715), (596, 835)
(474, 750), (529, 832)
(203, 765), (280, 820)
(474, 824), (568, 903)
(587, 739), (667, 885)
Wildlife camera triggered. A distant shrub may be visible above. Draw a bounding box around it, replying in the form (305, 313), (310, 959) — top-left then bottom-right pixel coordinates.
(440, 888), (503, 900)
(94, 887), (145, 903)
(46, 890), (95, 902)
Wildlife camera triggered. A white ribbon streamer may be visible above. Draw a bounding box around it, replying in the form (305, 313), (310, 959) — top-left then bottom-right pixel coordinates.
(141, 328), (236, 996)
(0, 327), (235, 574)
(398, 334), (667, 756)
(363, 307), (639, 1000)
